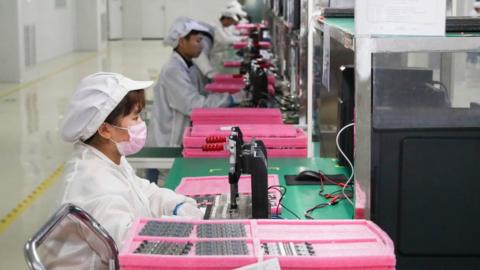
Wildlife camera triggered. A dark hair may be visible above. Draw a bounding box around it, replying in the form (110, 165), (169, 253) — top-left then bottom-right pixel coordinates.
(105, 89), (145, 125)
(199, 31), (214, 42)
(184, 30), (202, 40)
(84, 89), (145, 144)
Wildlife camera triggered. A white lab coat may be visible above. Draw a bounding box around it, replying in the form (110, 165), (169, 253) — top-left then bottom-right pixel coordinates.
(192, 35), (217, 79)
(148, 51), (231, 147)
(43, 142), (195, 269)
(211, 20), (243, 55)
(227, 24), (241, 36)
(210, 20), (244, 70)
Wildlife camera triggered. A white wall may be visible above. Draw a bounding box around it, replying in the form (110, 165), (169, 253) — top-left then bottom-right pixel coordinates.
(108, 0), (123, 39)
(142, 0), (166, 39)
(21, 0), (77, 64)
(123, 0), (143, 39)
(0, 0), (23, 82)
(122, 0), (227, 40)
(76, 0), (108, 51)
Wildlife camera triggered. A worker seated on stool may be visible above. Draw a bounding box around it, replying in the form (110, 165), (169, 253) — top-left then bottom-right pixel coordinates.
(54, 72), (203, 269)
(147, 17), (246, 148)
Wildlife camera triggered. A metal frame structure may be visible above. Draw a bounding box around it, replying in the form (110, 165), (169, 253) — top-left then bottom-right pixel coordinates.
(310, 17), (480, 218)
(24, 203), (119, 270)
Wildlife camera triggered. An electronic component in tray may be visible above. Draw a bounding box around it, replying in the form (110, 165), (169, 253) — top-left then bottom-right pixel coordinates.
(197, 223), (247, 238)
(261, 242), (315, 256)
(134, 240), (193, 255)
(195, 240), (249, 256)
(139, 221), (193, 237)
(192, 192), (278, 220)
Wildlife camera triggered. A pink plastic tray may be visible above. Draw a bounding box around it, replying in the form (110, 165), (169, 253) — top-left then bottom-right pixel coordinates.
(182, 148), (307, 158)
(223, 60), (242, 68)
(233, 41), (271, 50)
(190, 124), (297, 137)
(212, 73), (276, 85)
(120, 219), (257, 270)
(223, 60), (272, 69)
(235, 23), (267, 30)
(175, 175), (282, 215)
(205, 82), (274, 95)
(256, 220), (396, 270)
(183, 127), (307, 149)
(190, 108), (283, 125)
(175, 175), (279, 196)
(205, 82), (244, 94)
(119, 219), (396, 270)
(183, 126), (306, 148)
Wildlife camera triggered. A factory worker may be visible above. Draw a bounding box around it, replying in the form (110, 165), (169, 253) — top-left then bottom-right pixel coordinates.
(210, 9), (246, 67)
(226, 1), (250, 24)
(213, 9), (244, 50)
(192, 20), (218, 80)
(148, 17), (246, 147)
(54, 72), (203, 269)
(225, 0), (243, 13)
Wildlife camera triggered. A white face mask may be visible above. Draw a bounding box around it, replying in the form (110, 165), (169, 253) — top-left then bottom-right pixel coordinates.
(109, 121), (147, 156)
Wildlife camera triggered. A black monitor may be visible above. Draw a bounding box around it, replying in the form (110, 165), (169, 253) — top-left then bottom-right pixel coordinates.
(278, 0), (283, 17)
(292, 0), (301, 30)
(336, 66), (355, 167)
(372, 129), (480, 269)
(371, 68), (480, 269)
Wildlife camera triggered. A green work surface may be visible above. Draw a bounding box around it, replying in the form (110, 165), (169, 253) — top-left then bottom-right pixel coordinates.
(165, 157), (354, 220)
(322, 17), (480, 37)
(324, 18), (355, 35)
(129, 147), (182, 158)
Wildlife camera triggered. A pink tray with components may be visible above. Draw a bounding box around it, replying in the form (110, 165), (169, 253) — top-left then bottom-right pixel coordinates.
(190, 108), (283, 125)
(182, 125), (307, 158)
(223, 60), (242, 68)
(182, 148), (307, 158)
(235, 23), (267, 30)
(182, 126), (307, 147)
(204, 82), (275, 95)
(233, 41), (271, 50)
(212, 73), (275, 85)
(119, 219), (396, 270)
(175, 175), (282, 215)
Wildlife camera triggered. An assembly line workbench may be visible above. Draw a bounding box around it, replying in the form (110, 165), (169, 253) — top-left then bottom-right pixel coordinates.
(164, 156), (354, 220)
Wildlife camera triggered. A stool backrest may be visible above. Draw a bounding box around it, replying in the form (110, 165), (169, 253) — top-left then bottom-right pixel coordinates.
(24, 203), (119, 270)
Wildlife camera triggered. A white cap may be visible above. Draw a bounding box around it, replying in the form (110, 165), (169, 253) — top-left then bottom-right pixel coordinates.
(227, 4), (247, 17)
(60, 72), (153, 143)
(164, 17), (210, 48)
(475, 1), (480, 8)
(221, 9), (240, 21)
(226, 0), (242, 10)
(196, 20), (215, 38)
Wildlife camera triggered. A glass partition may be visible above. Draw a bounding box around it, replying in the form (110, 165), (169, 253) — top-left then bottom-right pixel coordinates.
(372, 51), (480, 129)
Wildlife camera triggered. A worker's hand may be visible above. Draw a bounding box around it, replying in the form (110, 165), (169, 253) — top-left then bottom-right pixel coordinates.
(176, 202), (204, 220)
(231, 90), (248, 104)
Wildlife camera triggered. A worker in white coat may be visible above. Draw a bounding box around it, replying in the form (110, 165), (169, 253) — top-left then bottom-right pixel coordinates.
(49, 72), (203, 269)
(148, 18), (245, 147)
(226, 0), (249, 24)
(192, 20), (218, 80)
(210, 9), (246, 68)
